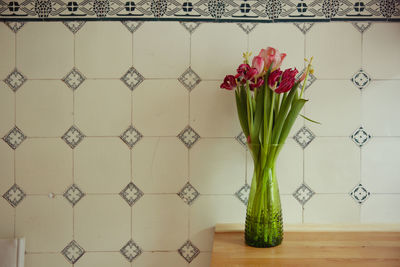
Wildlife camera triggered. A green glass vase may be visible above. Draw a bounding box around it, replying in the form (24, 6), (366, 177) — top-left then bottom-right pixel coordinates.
(245, 151), (283, 247)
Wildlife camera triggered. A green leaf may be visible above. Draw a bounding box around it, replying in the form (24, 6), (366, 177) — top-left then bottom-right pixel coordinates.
(300, 114), (321, 124)
(278, 98), (308, 147)
(236, 89), (249, 137)
(250, 88), (264, 145)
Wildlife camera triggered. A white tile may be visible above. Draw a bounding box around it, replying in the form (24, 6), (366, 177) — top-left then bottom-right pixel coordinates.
(75, 80), (131, 136)
(192, 23), (246, 80)
(362, 138), (400, 193)
(0, 23), (14, 80)
(190, 139), (245, 194)
(134, 22), (189, 78)
(249, 23), (304, 70)
(304, 194), (360, 223)
(305, 80), (361, 136)
(190, 81), (241, 137)
(75, 195), (130, 251)
(132, 137), (188, 193)
(17, 22), (73, 79)
(281, 195), (302, 224)
(132, 80), (188, 136)
(76, 22), (131, 78)
(306, 22), (361, 79)
(247, 139), (303, 194)
(190, 195), (245, 251)
(0, 82), (14, 137)
(16, 80), (73, 137)
(0, 200), (14, 238)
(361, 194), (400, 223)
(25, 254), (70, 267)
(75, 138), (130, 193)
(190, 252), (212, 267)
(16, 196), (73, 252)
(134, 252), (187, 267)
(305, 138), (360, 193)
(16, 139), (72, 194)
(363, 81), (400, 136)
(75, 252), (129, 267)
(132, 195), (188, 251)
(0, 141), (14, 193)
(363, 23), (400, 79)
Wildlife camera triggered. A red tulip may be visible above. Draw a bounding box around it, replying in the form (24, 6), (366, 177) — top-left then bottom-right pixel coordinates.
(235, 64), (258, 82)
(275, 68), (298, 94)
(268, 69), (282, 88)
(249, 77), (264, 90)
(220, 75), (237, 90)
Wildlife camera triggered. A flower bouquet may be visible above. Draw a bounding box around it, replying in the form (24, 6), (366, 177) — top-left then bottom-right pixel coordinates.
(220, 47), (315, 247)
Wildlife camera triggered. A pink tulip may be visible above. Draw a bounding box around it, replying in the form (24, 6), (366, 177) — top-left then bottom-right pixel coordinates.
(258, 47), (287, 71)
(251, 56), (265, 76)
(275, 68), (298, 94)
(297, 71), (307, 82)
(220, 75), (237, 90)
(268, 69), (282, 88)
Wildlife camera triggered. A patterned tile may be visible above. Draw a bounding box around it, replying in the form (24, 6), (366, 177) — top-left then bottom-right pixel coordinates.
(352, 22), (372, 33)
(177, 182), (200, 205)
(2, 184), (26, 207)
(293, 22), (314, 34)
(178, 67), (201, 91)
(293, 183), (315, 205)
(63, 184), (85, 206)
(351, 69), (371, 90)
(235, 184), (250, 205)
(61, 126), (85, 149)
(350, 183), (370, 204)
(2, 126), (26, 150)
(119, 182), (143, 206)
(120, 126), (142, 149)
(296, 69), (316, 91)
(122, 21), (143, 33)
(178, 240), (200, 263)
(235, 132), (247, 149)
(237, 23), (257, 34)
(179, 22), (201, 33)
(62, 21), (86, 33)
(178, 126), (200, 149)
(351, 126), (372, 147)
(293, 126), (315, 149)
(120, 67), (144, 91)
(4, 22), (25, 33)
(120, 239), (142, 262)
(61, 240), (85, 264)
(62, 68), (86, 90)
(4, 69), (27, 92)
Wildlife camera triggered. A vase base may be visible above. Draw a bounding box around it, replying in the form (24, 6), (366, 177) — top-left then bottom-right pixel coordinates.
(244, 212), (283, 248)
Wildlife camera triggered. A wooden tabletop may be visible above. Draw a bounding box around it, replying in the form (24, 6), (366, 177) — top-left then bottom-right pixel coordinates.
(211, 230), (400, 266)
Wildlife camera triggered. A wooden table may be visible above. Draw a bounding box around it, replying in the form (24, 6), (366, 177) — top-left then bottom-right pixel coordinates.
(211, 224), (400, 266)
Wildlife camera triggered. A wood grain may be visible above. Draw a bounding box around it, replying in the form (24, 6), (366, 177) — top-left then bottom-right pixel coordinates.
(211, 231), (400, 266)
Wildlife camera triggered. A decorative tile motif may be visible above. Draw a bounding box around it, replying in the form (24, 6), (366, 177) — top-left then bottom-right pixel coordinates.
(208, 0), (226, 19)
(178, 126), (200, 149)
(93, 0), (111, 17)
(293, 126), (315, 149)
(293, 22), (314, 34)
(2, 126), (26, 150)
(350, 183), (370, 204)
(178, 67), (201, 91)
(120, 239), (142, 262)
(297, 69), (316, 91)
(237, 23), (257, 34)
(351, 69), (371, 90)
(4, 69), (27, 92)
(120, 126), (142, 149)
(62, 21), (86, 33)
(63, 184), (85, 206)
(120, 67), (144, 91)
(293, 183), (315, 205)
(352, 22), (372, 33)
(380, 0), (396, 18)
(235, 132), (247, 149)
(178, 240), (200, 263)
(61, 240), (85, 264)
(119, 182), (143, 206)
(61, 126), (85, 149)
(351, 126), (371, 147)
(2, 184), (26, 207)
(266, 0), (282, 19)
(62, 68), (86, 90)
(121, 21), (143, 33)
(235, 184), (250, 205)
(177, 182), (200, 205)
(180, 22), (201, 33)
(322, 0), (340, 19)
(4, 22), (25, 33)
(35, 0), (53, 18)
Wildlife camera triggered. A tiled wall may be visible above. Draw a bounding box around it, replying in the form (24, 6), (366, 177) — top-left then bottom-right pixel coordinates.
(0, 21), (400, 267)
